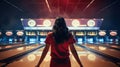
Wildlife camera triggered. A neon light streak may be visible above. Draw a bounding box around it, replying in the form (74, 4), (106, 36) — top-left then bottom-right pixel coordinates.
(83, 0), (95, 12)
(4, 0), (23, 12)
(45, 0), (52, 13)
(97, 0), (118, 14)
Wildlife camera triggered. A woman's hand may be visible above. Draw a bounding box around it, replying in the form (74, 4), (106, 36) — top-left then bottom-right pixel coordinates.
(35, 64), (39, 67)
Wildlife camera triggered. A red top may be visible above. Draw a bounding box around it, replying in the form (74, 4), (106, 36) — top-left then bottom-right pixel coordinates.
(45, 32), (76, 59)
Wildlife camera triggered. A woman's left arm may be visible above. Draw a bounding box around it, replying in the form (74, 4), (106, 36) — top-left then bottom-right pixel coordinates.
(36, 44), (50, 67)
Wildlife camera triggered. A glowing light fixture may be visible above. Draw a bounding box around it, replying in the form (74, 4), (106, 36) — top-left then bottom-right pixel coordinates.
(43, 19), (51, 27)
(6, 31), (13, 36)
(87, 20), (95, 27)
(110, 31), (117, 36)
(17, 31), (24, 36)
(28, 19), (36, 27)
(72, 19), (80, 27)
(101, 18), (104, 21)
(99, 31), (106, 36)
(40, 38), (45, 42)
(21, 18), (24, 21)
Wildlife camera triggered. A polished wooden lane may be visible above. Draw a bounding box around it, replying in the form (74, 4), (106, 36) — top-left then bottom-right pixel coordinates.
(4, 45), (117, 67)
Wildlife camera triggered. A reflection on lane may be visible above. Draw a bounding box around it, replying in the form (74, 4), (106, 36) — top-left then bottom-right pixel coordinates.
(0, 45), (39, 60)
(98, 46), (107, 50)
(85, 44), (120, 59)
(7, 45), (117, 67)
(110, 45), (120, 49)
(87, 54), (96, 61)
(27, 54), (36, 62)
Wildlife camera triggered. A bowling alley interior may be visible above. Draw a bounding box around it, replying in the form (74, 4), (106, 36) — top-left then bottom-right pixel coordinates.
(0, 0), (120, 67)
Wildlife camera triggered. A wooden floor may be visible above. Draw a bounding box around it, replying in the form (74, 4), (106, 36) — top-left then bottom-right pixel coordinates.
(4, 45), (117, 67)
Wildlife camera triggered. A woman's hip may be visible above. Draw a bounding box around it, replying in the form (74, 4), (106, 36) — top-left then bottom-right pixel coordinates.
(50, 57), (71, 67)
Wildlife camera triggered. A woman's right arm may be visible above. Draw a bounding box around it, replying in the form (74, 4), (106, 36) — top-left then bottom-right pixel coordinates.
(70, 44), (83, 67)
(36, 44), (50, 67)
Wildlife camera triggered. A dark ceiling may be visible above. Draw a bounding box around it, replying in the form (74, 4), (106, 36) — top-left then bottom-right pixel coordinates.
(0, 0), (120, 31)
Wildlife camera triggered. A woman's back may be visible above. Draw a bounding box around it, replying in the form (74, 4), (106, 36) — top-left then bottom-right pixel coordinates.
(45, 32), (75, 59)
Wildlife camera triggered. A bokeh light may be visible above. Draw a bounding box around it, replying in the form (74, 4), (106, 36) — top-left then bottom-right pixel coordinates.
(43, 19), (51, 27)
(72, 19), (80, 27)
(110, 31), (117, 36)
(87, 20), (95, 27)
(27, 54), (36, 61)
(6, 31), (13, 36)
(17, 47), (24, 51)
(5, 46), (12, 48)
(99, 31), (106, 36)
(98, 46), (106, 50)
(87, 54), (96, 61)
(28, 19), (36, 27)
(17, 31), (24, 36)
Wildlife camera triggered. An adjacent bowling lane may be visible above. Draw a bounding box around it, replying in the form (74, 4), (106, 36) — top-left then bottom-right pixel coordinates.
(106, 44), (120, 49)
(6, 45), (117, 67)
(0, 44), (40, 60)
(0, 43), (24, 50)
(0, 42), (36, 50)
(72, 45), (117, 67)
(5, 47), (45, 67)
(83, 44), (120, 59)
